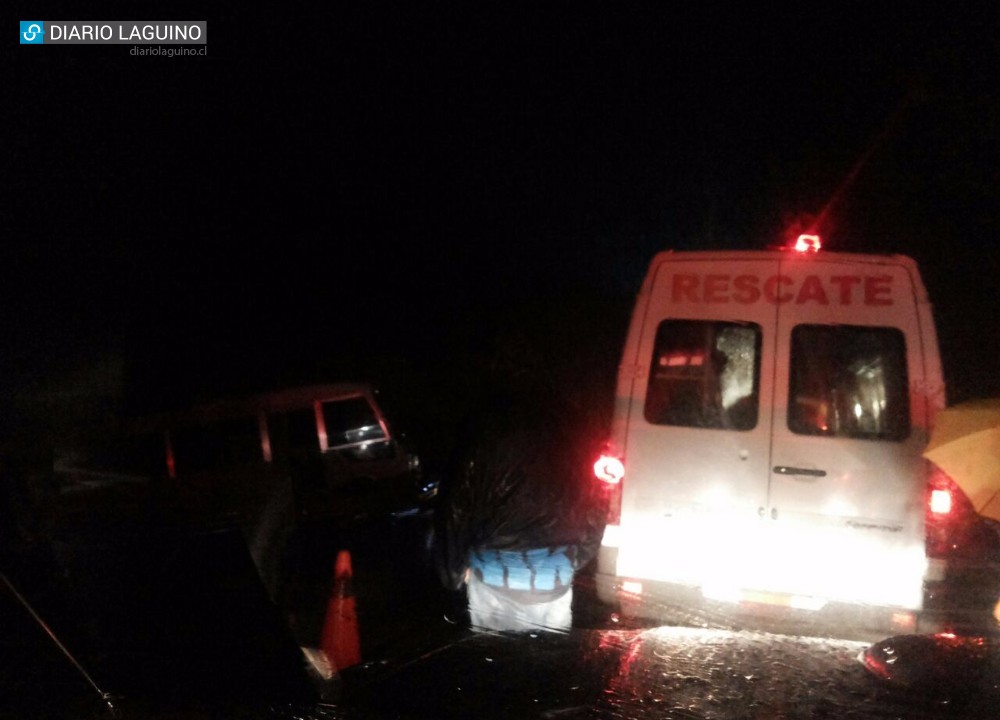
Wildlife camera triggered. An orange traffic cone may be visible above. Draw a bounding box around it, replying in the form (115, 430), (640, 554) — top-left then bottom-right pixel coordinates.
(320, 550), (361, 670)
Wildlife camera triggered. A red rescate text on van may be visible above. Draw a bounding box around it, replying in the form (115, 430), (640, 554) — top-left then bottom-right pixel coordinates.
(670, 273), (894, 306)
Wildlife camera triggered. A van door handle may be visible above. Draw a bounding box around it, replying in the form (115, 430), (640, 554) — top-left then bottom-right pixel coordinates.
(773, 466), (827, 478)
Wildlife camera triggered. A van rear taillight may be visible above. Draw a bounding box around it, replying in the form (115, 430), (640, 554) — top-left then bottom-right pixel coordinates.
(594, 455), (624, 485)
(925, 461), (977, 558)
(926, 463), (973, 518)
(595, 451), (624, 528)
(929, 489), (953, 516)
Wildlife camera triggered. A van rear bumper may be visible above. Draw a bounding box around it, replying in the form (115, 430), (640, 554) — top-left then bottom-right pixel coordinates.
(594, 546), (1000, 641)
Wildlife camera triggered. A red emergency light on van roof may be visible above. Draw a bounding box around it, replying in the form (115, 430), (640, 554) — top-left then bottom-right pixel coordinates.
(793, 234), (822, 253)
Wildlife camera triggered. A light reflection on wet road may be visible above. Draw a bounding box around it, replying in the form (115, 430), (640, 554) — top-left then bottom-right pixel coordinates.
(337, 623), (1000, 719)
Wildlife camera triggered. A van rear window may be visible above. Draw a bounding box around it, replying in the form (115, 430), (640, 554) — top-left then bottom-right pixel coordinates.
(788, 325), (909, 441)
(644, 320), (761, 430)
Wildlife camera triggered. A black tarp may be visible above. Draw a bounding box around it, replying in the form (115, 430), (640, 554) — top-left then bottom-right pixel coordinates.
(435, 376), (607, 591)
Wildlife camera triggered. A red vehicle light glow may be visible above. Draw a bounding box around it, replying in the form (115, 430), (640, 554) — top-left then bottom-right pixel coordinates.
(793, 234), (822, 253)
(925, 461), (978, 558)
(594, 455), (625, 485)
(929, 489), (953, 516)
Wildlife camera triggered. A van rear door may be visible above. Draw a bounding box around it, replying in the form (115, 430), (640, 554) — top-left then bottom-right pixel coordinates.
(765, 254), (928, 609)
(617, 256), (778, 588)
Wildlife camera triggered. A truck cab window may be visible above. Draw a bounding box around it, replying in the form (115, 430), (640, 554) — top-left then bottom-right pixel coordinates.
(322, 396), (387, 448)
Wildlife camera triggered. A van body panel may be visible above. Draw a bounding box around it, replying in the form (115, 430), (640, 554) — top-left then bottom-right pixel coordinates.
(604, 249), (942, 615)
(618, 258), (778, 588)
(766, 255), (928, 607)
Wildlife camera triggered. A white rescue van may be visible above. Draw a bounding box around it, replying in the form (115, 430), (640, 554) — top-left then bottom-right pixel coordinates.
(593, 242), (966, 634)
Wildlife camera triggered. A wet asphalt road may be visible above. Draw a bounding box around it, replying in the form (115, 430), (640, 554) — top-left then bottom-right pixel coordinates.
(6, 510), (1000, 719)
(338, 624), (1000, 720)
(281, 514), (1000, 720)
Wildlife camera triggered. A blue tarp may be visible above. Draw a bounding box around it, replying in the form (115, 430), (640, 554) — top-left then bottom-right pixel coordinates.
(469, 546), (575, 594)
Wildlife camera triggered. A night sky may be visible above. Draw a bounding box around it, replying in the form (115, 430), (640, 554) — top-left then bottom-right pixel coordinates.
(4, 5), (998, 444)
